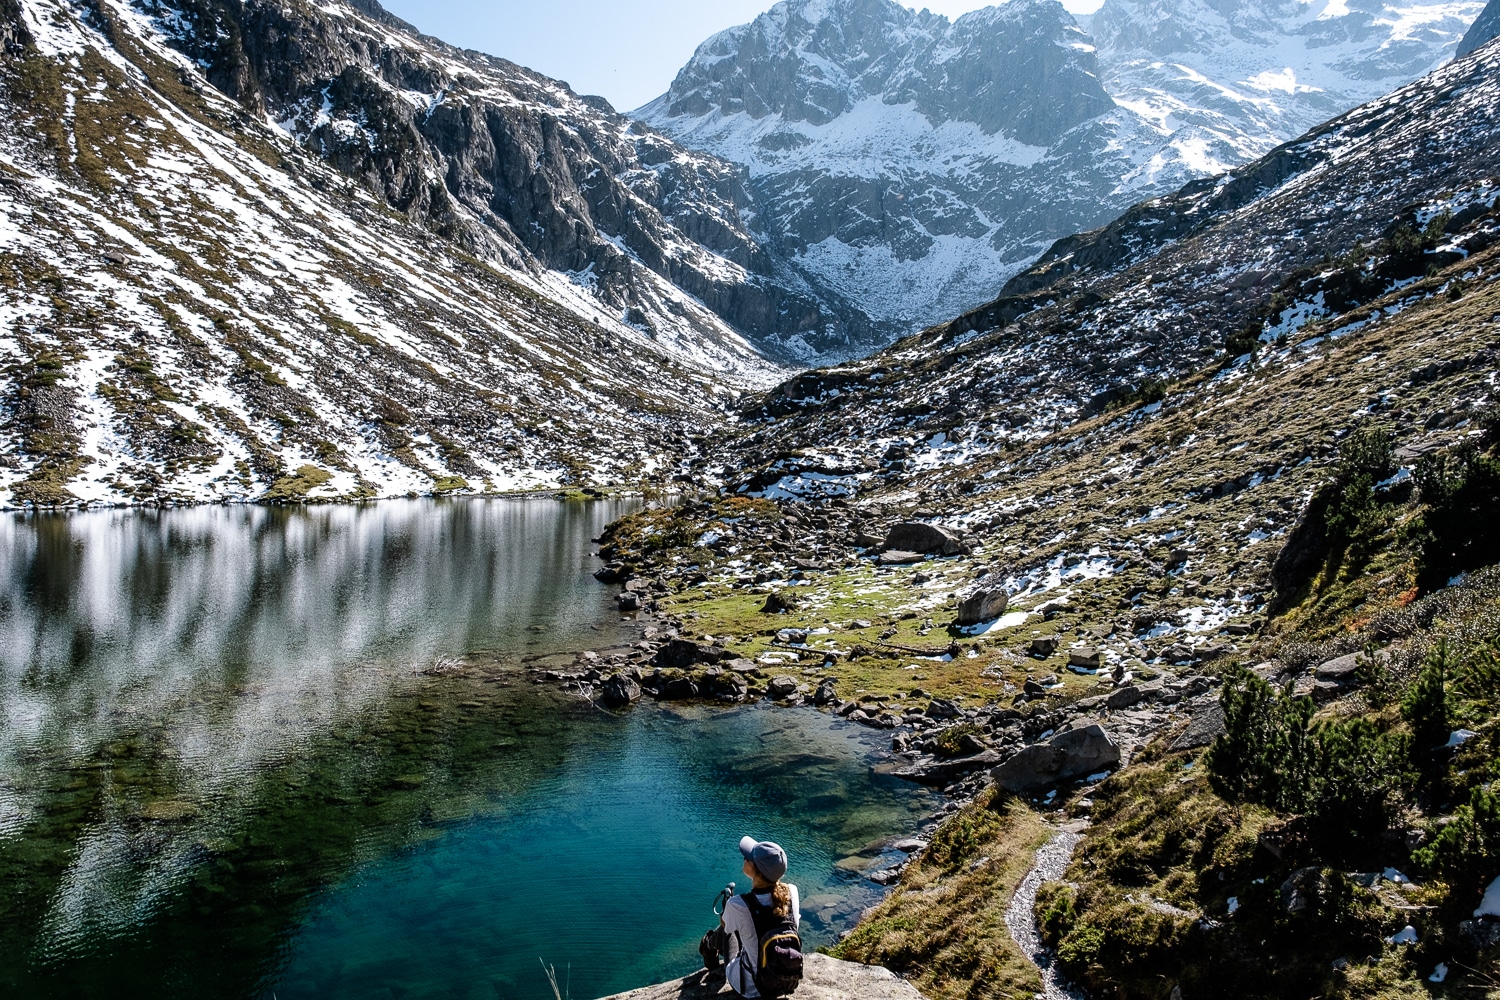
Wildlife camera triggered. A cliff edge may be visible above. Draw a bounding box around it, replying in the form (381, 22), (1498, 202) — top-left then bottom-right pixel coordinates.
(596, 953), (927, 1000)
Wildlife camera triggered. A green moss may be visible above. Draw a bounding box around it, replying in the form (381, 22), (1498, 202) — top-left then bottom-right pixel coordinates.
(263, 465), (333, 503)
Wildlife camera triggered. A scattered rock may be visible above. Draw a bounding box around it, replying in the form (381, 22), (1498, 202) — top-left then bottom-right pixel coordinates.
(992, 724), (1121, 793)
(878, 550), (927, 565)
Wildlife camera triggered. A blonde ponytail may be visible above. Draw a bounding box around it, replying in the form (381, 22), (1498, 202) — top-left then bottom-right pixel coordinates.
(771, 880), (791, 918)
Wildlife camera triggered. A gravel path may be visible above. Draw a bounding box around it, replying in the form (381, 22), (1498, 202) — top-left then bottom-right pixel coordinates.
(1005, 826), (1087, 1000)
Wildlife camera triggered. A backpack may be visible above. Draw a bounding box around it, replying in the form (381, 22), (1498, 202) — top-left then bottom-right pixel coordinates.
(740, 891), (803, 998)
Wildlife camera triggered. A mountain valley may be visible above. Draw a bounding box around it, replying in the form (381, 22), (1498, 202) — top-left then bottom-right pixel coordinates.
(3, 0), (1500, 996)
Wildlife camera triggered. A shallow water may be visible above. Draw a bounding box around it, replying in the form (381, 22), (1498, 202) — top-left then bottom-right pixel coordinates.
(0, 500), (936, 999)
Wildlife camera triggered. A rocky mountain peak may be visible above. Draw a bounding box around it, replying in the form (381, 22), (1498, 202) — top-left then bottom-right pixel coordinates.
(650, 0), (1109, 145)
(642, 0), (1484, 339)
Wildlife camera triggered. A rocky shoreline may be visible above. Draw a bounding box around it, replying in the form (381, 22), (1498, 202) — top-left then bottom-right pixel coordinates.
(528, 496), (1239, 889)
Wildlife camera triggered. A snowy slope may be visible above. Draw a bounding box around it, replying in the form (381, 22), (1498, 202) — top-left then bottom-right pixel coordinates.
(726, 39), (1500, 494)
(0, 0), (792, 508)
(639, 0), (1483, 337)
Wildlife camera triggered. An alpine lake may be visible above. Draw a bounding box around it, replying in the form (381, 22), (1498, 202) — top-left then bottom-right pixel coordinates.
(0, 498), (939, 999)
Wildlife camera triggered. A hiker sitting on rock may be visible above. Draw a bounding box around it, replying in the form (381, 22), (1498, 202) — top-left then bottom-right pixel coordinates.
(701, 836), (804, 998)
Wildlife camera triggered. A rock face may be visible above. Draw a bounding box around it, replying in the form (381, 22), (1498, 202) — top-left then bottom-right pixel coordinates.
(1459, 0), (1500, 56)
(125, 0), (874, 365)
(640, 0), (1482, 342)
(595, 952), (927, 1000)
(992, 724), (1121, 793)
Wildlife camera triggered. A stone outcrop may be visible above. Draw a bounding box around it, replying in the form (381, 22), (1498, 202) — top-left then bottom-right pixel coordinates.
(1459, 0), (1500, 57)
(596, 953), (927, 1000)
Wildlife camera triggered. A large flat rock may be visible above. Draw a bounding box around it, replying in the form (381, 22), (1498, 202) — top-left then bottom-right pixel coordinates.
(596, 953), (926, 1000)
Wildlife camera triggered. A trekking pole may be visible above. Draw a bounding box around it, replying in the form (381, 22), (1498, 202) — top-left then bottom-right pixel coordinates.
(713, 881), (736, 916)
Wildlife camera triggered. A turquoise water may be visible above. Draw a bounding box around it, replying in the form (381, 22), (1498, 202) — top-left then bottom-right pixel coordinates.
(0, 501), (936, 999)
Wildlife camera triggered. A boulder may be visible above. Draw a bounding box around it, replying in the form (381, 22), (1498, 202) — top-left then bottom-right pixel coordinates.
(659, 677), (698, 700)
(991, 724), (1121, 793)
(956, 588), (1009, 626)
(924, 698), (962, 719)
(655, 639), (712, 670)
(767, 675), (801, 700)
(1105, 685), (1143, 710)
(883, 521), (969, 555)
(813, 679), (839, 706)
(708, 672), (748, 702)
(599, 674), (642, 708)
(762, 591), (799, 614)
(1316, 650), (1386, 681)
(617, 592), (641, 612)
(877, 550), (926, 565)
(1069, 647), (1103, 670)
(1030, 636), (1059, 657)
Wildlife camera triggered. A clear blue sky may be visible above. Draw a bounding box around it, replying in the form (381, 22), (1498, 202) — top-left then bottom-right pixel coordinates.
(380, 0), (1107, 113)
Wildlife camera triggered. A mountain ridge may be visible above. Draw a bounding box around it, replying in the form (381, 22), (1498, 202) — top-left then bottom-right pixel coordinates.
(640, 0), (1485, 338)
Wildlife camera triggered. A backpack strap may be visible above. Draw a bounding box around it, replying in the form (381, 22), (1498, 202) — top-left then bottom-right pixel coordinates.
(741, 891), (773, 935)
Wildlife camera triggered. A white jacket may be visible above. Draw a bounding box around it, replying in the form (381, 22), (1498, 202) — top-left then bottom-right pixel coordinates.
(723, 885), (801, 998)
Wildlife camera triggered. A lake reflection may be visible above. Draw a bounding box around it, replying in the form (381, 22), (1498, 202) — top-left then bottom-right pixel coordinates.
(0, 500), (935, 1000)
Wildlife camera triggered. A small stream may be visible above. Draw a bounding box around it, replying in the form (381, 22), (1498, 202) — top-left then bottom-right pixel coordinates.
(0, 500), (938, 999)
(1006, 826), (1088, 1000)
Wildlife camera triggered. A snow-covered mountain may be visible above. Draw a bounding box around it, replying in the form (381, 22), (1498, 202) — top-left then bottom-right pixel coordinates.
(0, 0), (855, 507)
(638, 0), (1484, 337)
(1460, 0), (1500, 55)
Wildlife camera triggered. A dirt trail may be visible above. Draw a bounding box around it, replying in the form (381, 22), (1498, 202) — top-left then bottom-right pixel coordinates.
(1005, 824), (1088, 1000)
